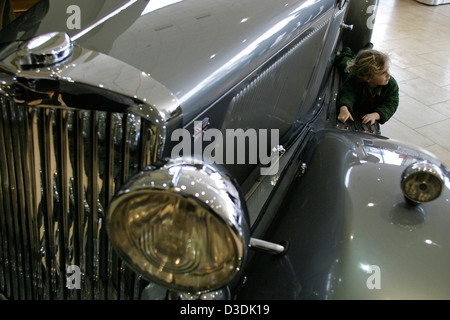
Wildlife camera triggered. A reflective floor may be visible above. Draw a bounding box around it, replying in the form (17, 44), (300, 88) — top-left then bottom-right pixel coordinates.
(372, 0), (450, 167)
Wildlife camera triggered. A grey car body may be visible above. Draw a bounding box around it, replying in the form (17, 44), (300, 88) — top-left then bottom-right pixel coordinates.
(0, 0), (449, 300)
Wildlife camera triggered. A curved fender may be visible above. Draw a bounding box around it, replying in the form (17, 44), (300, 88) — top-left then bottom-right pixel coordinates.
(237, 130), (450, 299)
(342, 0), (379, 52)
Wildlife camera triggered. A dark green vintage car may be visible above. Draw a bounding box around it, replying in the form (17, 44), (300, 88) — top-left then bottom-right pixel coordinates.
(0, 0), (449, 300)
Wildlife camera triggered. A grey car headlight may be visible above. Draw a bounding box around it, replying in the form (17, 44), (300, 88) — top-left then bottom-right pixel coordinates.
(401, 161), (445, 204)
(106, 158), (249, 293)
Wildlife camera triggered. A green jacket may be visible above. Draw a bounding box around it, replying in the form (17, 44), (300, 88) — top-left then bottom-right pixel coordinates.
(336, 75), (399, 124)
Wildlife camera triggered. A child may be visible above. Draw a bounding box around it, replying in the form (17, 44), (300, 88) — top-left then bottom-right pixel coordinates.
(336, 49), (399, 125)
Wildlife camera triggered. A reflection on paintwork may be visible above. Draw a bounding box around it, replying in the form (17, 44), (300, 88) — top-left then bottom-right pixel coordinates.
(72, 0), (139, 41)
(141, 0), (182, 15)
(362, 145), (407, 166)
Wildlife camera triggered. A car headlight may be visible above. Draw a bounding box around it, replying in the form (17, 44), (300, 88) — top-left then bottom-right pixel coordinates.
(106, 158), (249, 293)
(401, 161), (445, 204)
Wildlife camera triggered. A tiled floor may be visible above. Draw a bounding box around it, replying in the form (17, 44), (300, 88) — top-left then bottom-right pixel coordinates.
(371, 0), (450, 167)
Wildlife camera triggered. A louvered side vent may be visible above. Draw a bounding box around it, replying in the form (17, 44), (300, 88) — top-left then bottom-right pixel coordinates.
(0, 96), (156, 299)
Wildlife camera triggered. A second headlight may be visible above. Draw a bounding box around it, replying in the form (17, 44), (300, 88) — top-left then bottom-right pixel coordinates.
(401, 161), (445, 204)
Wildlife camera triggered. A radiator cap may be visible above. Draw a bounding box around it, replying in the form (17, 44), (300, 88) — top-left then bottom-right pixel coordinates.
(17, 32), (73, 67)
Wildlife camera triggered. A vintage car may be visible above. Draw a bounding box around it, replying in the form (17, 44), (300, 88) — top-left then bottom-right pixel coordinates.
(0, 0), (449, 300)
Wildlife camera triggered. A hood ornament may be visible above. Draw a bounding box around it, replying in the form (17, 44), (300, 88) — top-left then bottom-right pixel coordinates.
(17, 32), (73, 67)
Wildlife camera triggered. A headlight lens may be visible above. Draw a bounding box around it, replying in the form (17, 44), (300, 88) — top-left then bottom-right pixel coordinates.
(401, 161), (445, 204)
(107, 158), (249, 292)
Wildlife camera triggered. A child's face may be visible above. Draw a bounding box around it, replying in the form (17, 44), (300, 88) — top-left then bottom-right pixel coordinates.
(367, 63), (390, 88)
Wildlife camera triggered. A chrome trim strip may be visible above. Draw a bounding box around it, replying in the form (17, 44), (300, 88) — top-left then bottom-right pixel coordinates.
(249, 238), (286, 255)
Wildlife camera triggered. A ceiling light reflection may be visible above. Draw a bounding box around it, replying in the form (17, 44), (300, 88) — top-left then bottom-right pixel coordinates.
(141, 0), (182, 15)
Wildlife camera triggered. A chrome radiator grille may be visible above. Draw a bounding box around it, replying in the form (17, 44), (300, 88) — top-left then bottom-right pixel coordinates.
(0, 96), (156, 299)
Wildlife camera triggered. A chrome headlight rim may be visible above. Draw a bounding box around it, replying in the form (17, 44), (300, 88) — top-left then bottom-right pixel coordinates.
(401, 161), (445, 204)
(106, 157), (250, 293)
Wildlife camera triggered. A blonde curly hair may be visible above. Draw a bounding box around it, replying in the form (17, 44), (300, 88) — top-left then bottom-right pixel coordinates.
(346, 49), (390, 82)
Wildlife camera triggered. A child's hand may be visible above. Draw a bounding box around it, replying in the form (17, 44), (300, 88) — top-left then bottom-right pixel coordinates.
(338, 106), (354, 123)
(361, 112), (381, 125)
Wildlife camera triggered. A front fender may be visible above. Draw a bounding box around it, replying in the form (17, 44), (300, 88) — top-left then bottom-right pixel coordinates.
(237, 129), (450, 299)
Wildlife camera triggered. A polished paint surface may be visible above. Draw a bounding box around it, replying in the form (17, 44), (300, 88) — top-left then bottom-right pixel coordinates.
(237, 130), (450, 299)
(1, 0), (335, 124)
